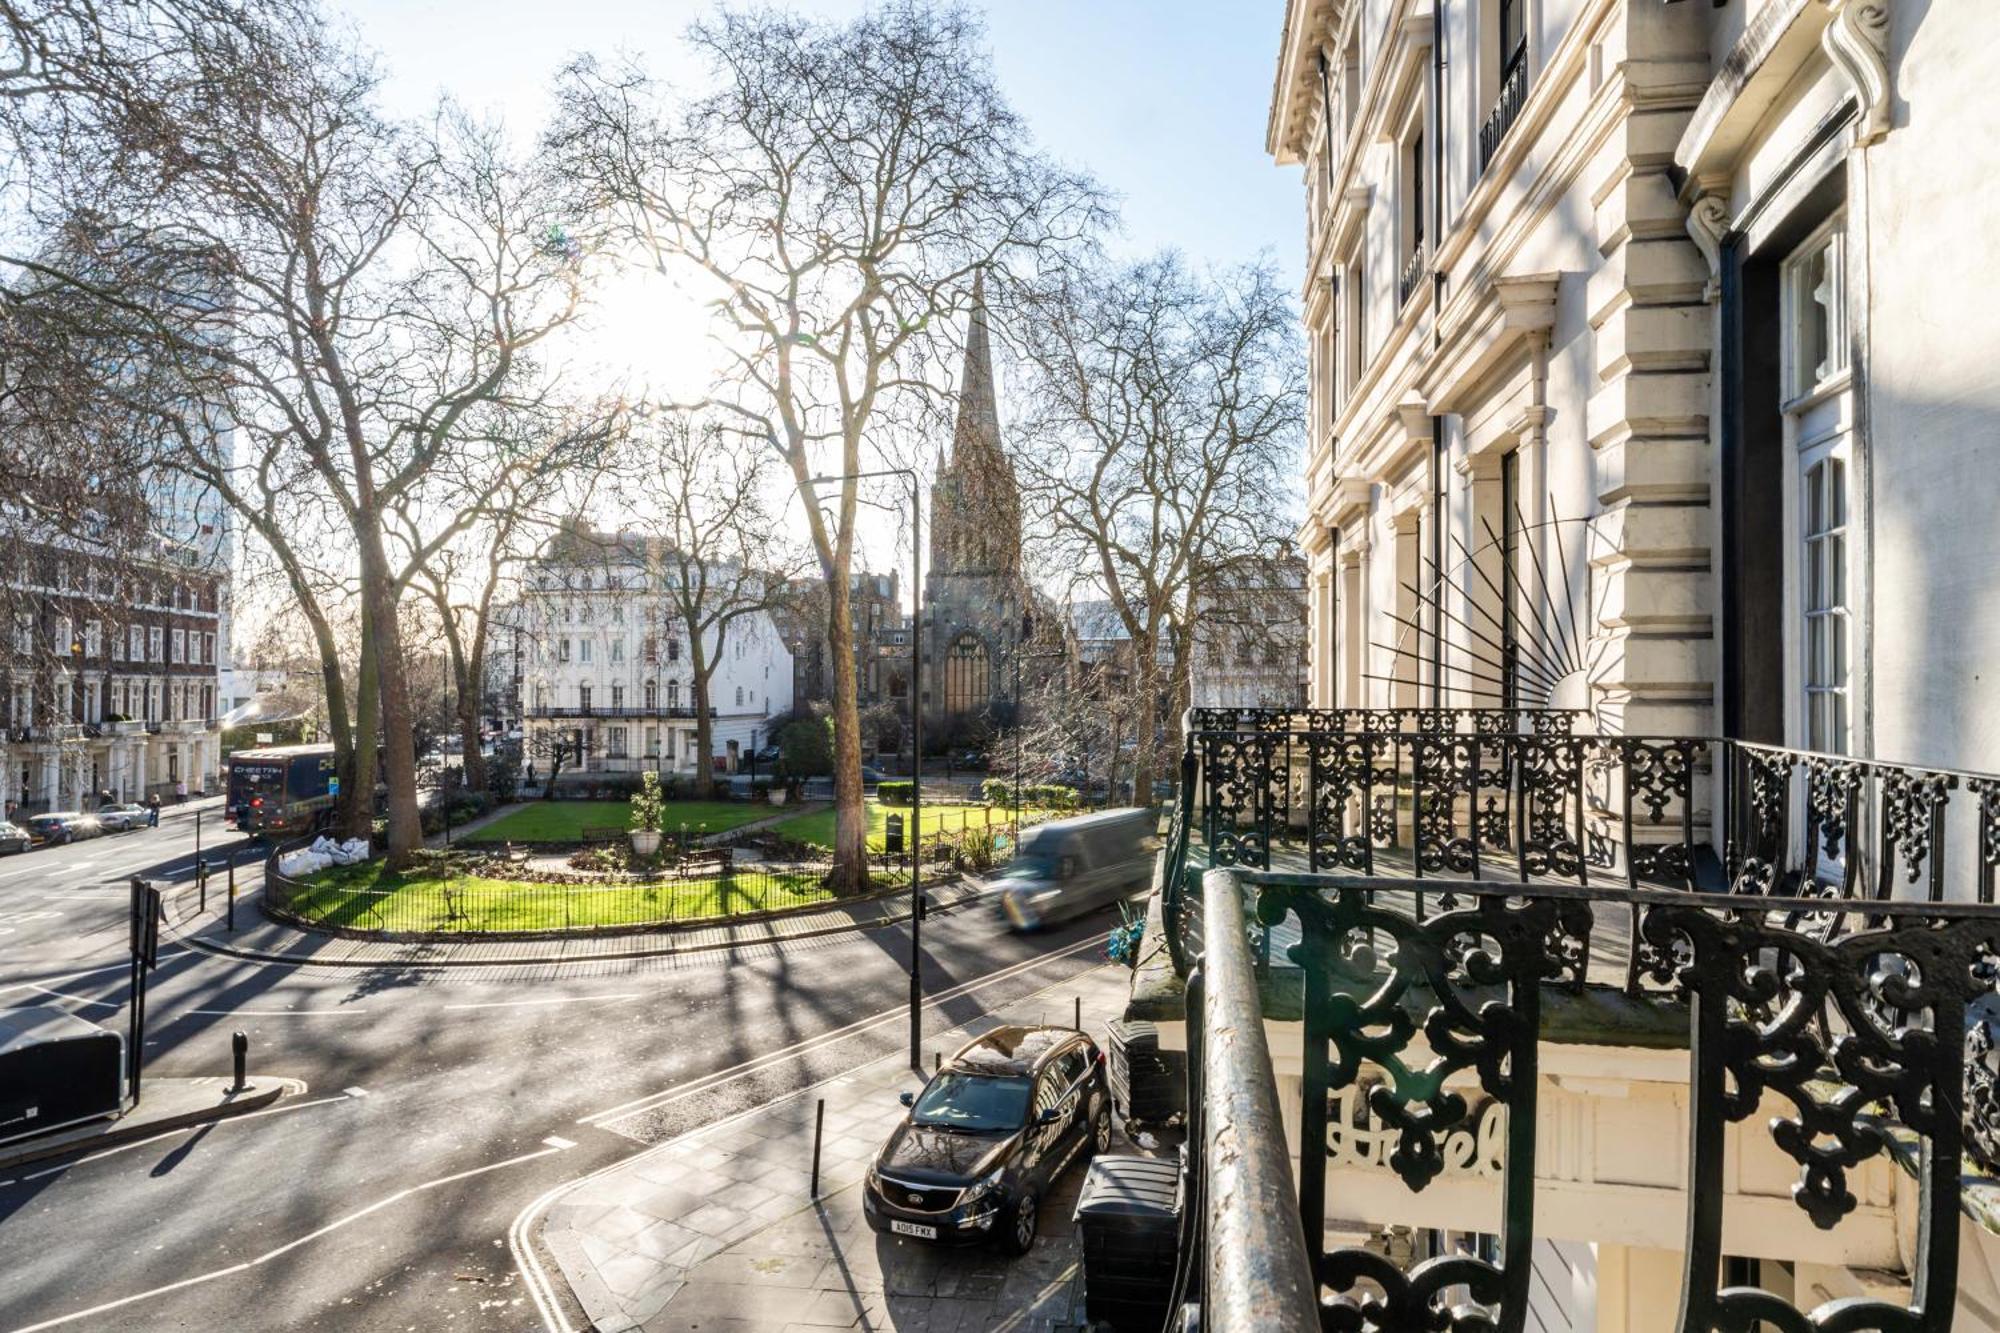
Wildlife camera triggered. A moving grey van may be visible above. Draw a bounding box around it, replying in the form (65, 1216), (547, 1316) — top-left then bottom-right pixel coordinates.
(994, 808), (1158, 930)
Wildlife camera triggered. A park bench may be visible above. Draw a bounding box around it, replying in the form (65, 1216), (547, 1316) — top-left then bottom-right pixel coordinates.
(675, 846), (733, 875)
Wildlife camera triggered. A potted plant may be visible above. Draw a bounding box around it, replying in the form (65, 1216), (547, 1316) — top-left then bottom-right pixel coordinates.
(629, 771), (665, 857)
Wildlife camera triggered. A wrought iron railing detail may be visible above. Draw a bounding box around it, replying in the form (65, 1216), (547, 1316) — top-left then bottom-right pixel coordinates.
(1397, 244), (1427, 309)
(1184, 869), (2000, 1331)
(1479, 48), (1528, 173)
(1168, 717), (2000, 960)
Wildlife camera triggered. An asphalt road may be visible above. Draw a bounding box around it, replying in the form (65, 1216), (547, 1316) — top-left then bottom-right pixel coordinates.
(0, 813), (1121, 1331)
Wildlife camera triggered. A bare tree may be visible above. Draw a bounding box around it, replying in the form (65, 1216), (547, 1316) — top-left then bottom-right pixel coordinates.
(549, 0), (1104, 891)
(609, 414), (806, 799)
(1012, 253), (1304, 801)
(394, 397), (623, 796)
(0, 7), (587, 861)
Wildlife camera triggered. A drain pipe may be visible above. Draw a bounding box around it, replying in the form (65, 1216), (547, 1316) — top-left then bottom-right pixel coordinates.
(1428, 0), (1450, 708)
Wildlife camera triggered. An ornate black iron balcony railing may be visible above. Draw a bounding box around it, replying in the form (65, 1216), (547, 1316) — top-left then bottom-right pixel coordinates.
(1177, 868), (1999, 1332)
(1479, 47), (1529, 173)
(1162, 714), (2000, 991)
(1397, 244), (1428, 309)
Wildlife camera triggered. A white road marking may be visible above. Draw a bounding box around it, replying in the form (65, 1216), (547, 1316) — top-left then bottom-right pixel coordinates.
(511, 937), (1105, 1333)
(441, 992), (640, 1011)
(5, 1144), (565, 1333)
(541, 1136), (575, 1150)
(16, 1095), (343, 1180)
(342, 1086), (369, 1098)
(576, 934), (1106, 1126)
(17, 985), (121, 1009)
(179, 1007), (367, 1017)
(0, 951), (192, 997)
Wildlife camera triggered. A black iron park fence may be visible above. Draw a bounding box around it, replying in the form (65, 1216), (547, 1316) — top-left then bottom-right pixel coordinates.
(1157, 705), (2000, 1330)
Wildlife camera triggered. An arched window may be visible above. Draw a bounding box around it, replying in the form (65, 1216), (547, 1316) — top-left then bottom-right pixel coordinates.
(644, 680), (658, 710)
(943, 633), (990, 716)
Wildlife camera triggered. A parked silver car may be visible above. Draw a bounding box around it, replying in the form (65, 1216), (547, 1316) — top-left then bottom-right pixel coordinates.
(96, 803), (150, 832)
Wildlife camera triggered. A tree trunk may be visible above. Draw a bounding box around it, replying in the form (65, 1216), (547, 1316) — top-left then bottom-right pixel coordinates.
(461, 632), (488, 795)
(693, 687), (715, 801)
(690, 638), (715, 801)
(356, 523), (422, 865)
(1129, 646), (1160, 812)
(344, 606), (379, 840)
(826, 574), (869, 894)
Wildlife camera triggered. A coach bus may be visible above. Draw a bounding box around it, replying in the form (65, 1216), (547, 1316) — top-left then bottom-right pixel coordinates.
(227, 743), (338, 838)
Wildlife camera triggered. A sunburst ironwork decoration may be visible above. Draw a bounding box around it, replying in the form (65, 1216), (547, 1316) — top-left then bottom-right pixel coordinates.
(1367, 497), (1612, 724)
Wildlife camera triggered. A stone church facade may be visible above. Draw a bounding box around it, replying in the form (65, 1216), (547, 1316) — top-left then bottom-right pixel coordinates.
(920, 283), (1033, 733)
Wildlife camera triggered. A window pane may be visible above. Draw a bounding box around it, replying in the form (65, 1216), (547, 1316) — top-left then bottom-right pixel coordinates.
(1809, 617), (1828, 683)
(1828, 531), (1845, 604)
(1807, 537), (1825, 608)
(1828, 457), (1846, 526)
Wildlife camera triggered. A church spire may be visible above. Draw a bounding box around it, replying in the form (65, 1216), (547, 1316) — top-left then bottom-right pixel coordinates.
(952, 269), (1002, 473)
(927, 270), (1020, 581)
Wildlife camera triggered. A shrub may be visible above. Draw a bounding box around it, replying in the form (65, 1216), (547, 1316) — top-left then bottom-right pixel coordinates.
(981, 778), (1017, 807)
(775, 715), (833, 779)
(750, 778), (773, 803)
(486, 745), (521, 803)
(877, 780), (915, 806)
(630, 771), (666, 833)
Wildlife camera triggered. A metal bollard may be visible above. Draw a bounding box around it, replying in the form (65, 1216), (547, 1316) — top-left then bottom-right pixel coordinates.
(199, 859), (208, 913)
(231, 1030), (248, 1092)
(1074, 996), (1082, 1032)
(227, 872), (237, 933)
(809, 1099), (826, 1199)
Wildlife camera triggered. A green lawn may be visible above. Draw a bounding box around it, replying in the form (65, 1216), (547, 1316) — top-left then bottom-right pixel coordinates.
(286, 857), (834, 933)
(772, 800), (1031, 851)
(465, 800), (770, 844)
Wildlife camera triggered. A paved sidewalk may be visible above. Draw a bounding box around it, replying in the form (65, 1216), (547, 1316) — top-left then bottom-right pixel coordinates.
(0, 1074), (305, 1172)
(535, 963), (1147, 1332)
(160, 872), (994, 969)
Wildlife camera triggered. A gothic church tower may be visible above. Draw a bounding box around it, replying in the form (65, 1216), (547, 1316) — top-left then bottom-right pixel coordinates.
(923, 276), (1027, 729)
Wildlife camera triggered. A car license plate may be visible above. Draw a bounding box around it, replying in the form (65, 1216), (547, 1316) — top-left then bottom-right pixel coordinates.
(889, 1220), (937, 1240)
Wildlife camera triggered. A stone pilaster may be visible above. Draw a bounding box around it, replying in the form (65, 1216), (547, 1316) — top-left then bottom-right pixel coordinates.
(1582, 34), (1716, 739)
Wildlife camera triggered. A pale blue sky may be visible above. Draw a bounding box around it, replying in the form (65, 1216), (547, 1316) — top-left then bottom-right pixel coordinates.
(334, 0), (1304, 583)
(340, 0), (1303, 286)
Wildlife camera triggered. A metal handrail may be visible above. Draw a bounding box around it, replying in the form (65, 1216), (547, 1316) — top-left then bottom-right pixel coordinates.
(1188, 867), (1992, 1329)
(1192, 868), (1318, 1331)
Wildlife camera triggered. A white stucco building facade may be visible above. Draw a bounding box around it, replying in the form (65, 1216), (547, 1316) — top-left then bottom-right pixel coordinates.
(1266, 0), (2000, 1324)
(503, 532), (794, 781)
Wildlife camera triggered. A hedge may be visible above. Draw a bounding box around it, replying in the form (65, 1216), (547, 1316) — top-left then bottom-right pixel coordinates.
(877, 780), (915, 805)
(978, 780), (1078, 810)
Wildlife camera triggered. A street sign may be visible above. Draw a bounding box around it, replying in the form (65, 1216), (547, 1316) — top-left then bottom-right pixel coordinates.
(255, 732), (273, 743)
(328, 776), (340, 796)
(128, 879), (162, 969)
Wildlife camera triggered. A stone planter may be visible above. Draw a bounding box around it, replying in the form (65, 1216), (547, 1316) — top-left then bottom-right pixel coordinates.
(630, 828), (662, 857)
(768, 789), (788, 807)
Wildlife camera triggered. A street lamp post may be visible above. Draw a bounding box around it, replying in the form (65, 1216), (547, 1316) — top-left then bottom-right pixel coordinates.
(807, 468), (923, 1070)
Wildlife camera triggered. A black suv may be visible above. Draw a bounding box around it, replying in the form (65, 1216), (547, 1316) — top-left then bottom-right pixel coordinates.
(863, 1025), (1112, 1254)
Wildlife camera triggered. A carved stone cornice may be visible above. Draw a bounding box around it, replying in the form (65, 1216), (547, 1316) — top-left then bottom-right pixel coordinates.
(1455, 450), (1505, 482)
(1328, 476), (1373, 528)
(1493, 274), (1561, 333)
(1427, 273), (1560, 414)
(1822, 0), (1891, 145)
